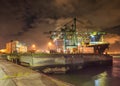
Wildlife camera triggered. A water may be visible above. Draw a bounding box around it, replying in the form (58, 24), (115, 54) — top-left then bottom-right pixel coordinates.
(48, 55), (120, 86)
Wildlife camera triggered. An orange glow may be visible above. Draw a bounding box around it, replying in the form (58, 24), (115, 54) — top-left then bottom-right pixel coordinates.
(48, 42), (52, 46)
(31, 44), (36, 50)
(107, 51), (120, 54)
(32, 44), (36, 48)
(0, 49), (6, 53)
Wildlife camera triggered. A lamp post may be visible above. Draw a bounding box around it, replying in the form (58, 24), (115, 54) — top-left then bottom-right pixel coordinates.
(31, 44), (36, 66)
(10, 40), (13, 54)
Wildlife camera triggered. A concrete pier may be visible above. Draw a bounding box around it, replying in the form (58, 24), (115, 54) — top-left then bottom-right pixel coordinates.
(0, 58), (73, 86)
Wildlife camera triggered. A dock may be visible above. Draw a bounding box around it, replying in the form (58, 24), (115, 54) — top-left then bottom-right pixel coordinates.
(0, 58), (73, 86)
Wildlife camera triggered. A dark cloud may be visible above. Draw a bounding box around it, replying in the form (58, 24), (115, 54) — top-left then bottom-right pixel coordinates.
(0, 0), (120, 50)
(103, 25), (120, 35)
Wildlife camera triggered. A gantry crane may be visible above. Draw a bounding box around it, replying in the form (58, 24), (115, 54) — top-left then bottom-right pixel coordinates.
(44, 18), (107, 54)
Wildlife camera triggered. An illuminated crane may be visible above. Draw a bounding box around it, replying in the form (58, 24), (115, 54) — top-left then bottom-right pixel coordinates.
(45, 18), (108, 54)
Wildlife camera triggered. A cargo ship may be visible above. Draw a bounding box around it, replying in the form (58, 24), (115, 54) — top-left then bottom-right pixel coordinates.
(19, 18), (113, 73)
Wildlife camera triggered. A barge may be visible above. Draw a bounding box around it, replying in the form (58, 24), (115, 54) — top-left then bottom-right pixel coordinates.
(19, 53), (112, 73)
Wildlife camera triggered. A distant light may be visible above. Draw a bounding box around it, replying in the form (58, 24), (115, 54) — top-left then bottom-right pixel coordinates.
(0, 49), (6, 53)
(91, 35), (95, 38)
(53, 32), (56, 35)
(53, 38), (57, 42)
(78, 43), (80, 46)
(48, 42), (52, 46)
(32, 44), (36, 48)
(63, 49), (66, 53)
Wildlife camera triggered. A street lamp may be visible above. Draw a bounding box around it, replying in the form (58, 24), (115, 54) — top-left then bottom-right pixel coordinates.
(10, 40), (13, 54)
(48, 42), (52, 50)
(32, 44), (36, 49)
(48, 42), (53, 53)
(31, 44), (36, 53)
(48, 42), (52, 46)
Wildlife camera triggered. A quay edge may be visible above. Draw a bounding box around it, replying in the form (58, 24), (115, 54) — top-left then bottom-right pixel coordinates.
(0, 58), (73, 86)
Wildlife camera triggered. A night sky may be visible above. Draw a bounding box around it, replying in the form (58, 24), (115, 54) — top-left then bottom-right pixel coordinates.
(0, 0), (120, 51)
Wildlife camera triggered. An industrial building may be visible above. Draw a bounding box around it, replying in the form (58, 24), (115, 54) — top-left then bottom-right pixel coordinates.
(6, 40), (27, 54)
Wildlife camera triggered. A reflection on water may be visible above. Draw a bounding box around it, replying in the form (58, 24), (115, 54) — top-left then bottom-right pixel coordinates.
(49, 55), (120, 86)
(94, 72), (108, 86)
(112, 58), (120, 78)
